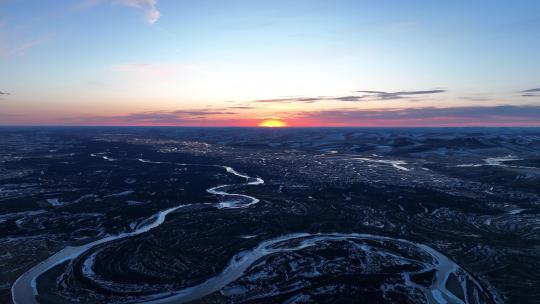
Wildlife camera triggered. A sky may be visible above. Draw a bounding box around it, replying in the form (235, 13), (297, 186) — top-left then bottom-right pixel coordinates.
(0, 0), (539, 126)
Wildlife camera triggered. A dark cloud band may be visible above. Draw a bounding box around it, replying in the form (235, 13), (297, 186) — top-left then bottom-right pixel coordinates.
(521, 87), (540, 93)
(286, 105), (540, 126)
(354, 89), (446, 100)
(244, 89), (445, 104)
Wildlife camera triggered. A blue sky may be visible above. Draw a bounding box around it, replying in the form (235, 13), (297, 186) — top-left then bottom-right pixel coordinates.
(0, 0), (539, 126)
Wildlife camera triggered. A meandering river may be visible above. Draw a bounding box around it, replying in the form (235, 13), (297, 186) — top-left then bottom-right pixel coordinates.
(12, 156), (493, 304)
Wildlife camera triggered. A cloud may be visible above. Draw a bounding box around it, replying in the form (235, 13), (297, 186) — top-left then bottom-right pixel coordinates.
(246, 95), (363, 104)
(11, 35), (53, 55)
(107, 112), (180, 123)
(241, 89), (445, 104)
(60, 105), (540, 127)
(521, 87), (540, 93)
(229, 106), (257, 109)
(66, 108), (239, 124)
(354, 89), (446, 100)
(170, 110), (237, 117)
(0, 91), (9, 95)
(284, 105), (540, 126)
(80, 0), (160, 24)
(249, 97), (322, 104)
(0, 26), (54, 57)
(116, 0), (160, 24)
(334, 95), (365, 102)
(520, 87), (540, 97)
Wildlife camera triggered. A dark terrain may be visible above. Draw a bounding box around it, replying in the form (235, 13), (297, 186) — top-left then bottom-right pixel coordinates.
(1, 127), (539, 304)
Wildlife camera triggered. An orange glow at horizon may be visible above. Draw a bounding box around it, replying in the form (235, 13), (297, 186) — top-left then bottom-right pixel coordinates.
(258, 119), (287, 127)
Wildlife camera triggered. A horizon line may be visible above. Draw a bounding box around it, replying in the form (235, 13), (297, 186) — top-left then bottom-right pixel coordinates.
(1, 125), (540, 129)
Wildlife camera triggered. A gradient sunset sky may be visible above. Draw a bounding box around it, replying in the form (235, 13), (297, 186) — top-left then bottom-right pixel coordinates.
(1, 0), (539, 126)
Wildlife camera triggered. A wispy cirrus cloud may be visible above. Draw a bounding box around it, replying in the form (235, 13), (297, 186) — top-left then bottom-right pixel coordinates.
(240, 89), (446, 104)
(354, 89), (446, 100)
(170, 109), (237, 117)
(247, 97), (330, 104)
(80, 0), (160, 24)
(0, 21), (54, 57)
(229, 106), (257, 110)
(11, 35), (54, 55)
(117, 0), (160, 24)
(245, 95), (367, 104)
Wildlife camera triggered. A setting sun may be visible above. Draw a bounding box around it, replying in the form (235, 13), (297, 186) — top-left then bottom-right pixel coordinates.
(258, 119), (287, 127)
